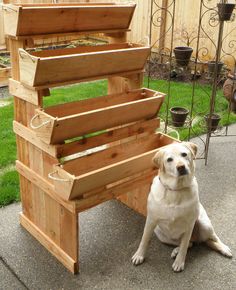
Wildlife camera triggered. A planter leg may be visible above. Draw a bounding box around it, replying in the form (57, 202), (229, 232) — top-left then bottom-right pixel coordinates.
(20, 183), (79, 274)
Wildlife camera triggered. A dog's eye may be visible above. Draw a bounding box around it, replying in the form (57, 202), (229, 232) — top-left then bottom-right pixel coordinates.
(181, 152), (187, 157)
(167, 157), (173, 162)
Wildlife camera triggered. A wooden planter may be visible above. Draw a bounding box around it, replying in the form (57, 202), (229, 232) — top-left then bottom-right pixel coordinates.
(19, 43), (150, 88)
(48, 133), (176, 201)
(30, 88), (165, 144)
(0, 64), (11, 87)
(3, 3), (136, 37)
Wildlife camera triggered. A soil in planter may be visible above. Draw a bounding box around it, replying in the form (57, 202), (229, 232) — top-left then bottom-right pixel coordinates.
(146, 59), (227, 86)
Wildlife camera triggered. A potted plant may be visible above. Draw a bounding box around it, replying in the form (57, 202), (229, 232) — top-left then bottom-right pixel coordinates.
(174, 46), (193, 67)
(170, 107), (189, 127)
(173, 28), (201, 67)
(204, 113), (221, 132)
(218, 1), (236, 21)
(207, 60), (224, 76)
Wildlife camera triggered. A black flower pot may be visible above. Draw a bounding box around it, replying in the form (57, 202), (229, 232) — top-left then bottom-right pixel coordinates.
(170, 107), (189, 127)
(207, 61), (224, 76)
(204, 113), (221, 132)
(174, 46), (193, 67)
(218, 3), (235, 21)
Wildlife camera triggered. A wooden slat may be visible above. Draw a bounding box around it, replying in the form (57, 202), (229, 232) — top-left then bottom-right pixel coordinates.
(13, 118), (160, 159)
(8, 38), (25, 80)
(10, 29), (130, 41)
(20, 213), (78, 274)
(40, 94), (163, 144)
(45, 87), (144, 117)
(13, 121), (58, 157)
(59, 206), (78, 260)
(3, 4), (136, 37)
(0, 67), (11, 87)
(19, 175), (33, 220)
(16, 160), (76, 213)
(31, 183), (46, 231)
(53, 133), (176, 200)
(9, 79), (49, 105)
(71, 148), (158, 199)
(57, 118), (160, 158)
(18, 44), (149, 87)
(30, 43), (133, 58)
(63, 133), (164, 176)
(117, 183), (150, 217)
(21, 69), (144, 90)
(75, 169), (157, 213)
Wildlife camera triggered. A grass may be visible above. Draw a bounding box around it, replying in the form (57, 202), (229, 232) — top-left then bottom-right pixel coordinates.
(1, 78), (236, 207)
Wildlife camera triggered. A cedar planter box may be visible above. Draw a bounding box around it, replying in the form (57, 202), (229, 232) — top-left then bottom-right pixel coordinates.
(30, 88), (165, 144)
(18, 43), (150, 88)
(0, 64), (11, 87)
(49, 133), (176, 200)
(3, 3), (136, 37)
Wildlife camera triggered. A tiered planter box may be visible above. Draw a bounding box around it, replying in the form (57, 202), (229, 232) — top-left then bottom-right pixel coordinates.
(18, 43), (150, 88)
(3, 3), (136, 36)
(0, 64), (11, 87)
(4, 2), (177, 274)
(30, 88), (164, 144)
(49, 133), (174, 201)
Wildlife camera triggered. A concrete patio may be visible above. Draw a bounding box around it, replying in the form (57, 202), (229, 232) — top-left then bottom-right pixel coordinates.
(0, 125), (236, 290)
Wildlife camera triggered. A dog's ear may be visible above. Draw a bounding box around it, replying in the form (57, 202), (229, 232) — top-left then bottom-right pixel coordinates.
(152, 149), (164, 170)
(184, 142), (198, 159)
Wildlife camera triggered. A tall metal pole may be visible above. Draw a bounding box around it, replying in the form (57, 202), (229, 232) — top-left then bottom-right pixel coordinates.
(205, 3), (225, 164)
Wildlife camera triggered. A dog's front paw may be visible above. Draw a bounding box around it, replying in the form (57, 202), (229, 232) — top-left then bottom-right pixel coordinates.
(172, 257), (185, 272)
(171, 247), (179, 259)
(131, 251), (145, 266)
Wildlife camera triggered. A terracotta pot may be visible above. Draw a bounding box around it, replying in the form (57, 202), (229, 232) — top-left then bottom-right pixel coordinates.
(217, 3), (235, 21)
(204, 113), (221, 132)
(173, 46), (193, 67)
(170, 107), (189, 127)
(207, 61), (224, 75)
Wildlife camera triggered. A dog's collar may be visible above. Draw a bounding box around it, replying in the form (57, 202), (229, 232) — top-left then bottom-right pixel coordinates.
(158, 176), (189, 191)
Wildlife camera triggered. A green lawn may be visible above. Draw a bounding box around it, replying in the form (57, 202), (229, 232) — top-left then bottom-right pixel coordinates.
(1, 78), (236, 207)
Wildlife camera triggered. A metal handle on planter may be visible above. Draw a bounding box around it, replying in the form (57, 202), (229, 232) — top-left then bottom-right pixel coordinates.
(30, 114), (50, 129)
(48, 171), (70, 182)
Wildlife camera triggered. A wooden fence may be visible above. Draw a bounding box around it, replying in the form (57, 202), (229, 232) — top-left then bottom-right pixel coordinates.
(86, 0), (236, 69)
(0, 0), (235, 68)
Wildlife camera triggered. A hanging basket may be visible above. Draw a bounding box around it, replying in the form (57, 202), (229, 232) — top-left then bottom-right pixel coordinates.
(217, 3), (235, 21)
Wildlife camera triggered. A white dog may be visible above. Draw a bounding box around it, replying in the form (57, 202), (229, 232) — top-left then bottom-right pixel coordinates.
(132, 142), (232, 272)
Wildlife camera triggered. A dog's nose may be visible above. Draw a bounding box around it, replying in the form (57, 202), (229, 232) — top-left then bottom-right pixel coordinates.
(177, 165), (187, 175)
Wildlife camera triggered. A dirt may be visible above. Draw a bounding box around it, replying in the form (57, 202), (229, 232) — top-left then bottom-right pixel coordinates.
(0, 87), (10, 99)
(146, 58), (228, 87)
